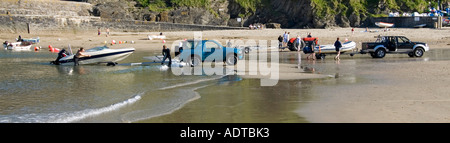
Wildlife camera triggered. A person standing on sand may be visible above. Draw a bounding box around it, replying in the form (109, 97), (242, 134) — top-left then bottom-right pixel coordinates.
(283, 31), (288, 47)
(74, 48), (91, 66)
(106, 28), (110, 37)
(334, 38), (342, 61)
(296, 35), (302, 51)
(161, 45), (171, 67)
(98, 28), (101, 36)
(278, 35), (283, 51)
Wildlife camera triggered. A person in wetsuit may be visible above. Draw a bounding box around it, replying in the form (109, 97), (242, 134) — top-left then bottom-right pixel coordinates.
(17, 35), (23, 42)
(334, 38), (343, 61)
(278, 35), (283, 50)
(161, 45), (171, 66)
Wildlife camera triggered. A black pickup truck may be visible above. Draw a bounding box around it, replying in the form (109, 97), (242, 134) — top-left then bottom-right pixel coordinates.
(361, 36), (429, 58)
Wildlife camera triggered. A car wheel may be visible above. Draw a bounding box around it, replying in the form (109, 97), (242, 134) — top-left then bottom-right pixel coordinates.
(316, 53), (325, 60)
(226, 54), (237, 65)
(370, 52), (377, 58)
(188, 55), (201, 67)
(244, 47), (250, 54)
(288, 44), (297, 51)
(107, 62), (117, 66)
(413, 48), (424, 57)
(374, 48), (386, 58)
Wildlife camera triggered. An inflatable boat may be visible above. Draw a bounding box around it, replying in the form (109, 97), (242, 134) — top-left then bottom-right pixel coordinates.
(314, 41), (357, 54)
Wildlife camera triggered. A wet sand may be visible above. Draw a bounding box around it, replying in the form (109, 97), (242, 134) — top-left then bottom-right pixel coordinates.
(297, 57), (450, 123)
(2, 28), (450, 123)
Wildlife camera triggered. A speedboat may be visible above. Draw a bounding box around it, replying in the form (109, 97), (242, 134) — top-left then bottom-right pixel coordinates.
(413, 24), (426, 28)
(53, 46), (135, 66)
(3, 41), (32, 51)
(147, 35), (166, 40)
(375, 22), (394, 28)
(22, 37), (40, 44)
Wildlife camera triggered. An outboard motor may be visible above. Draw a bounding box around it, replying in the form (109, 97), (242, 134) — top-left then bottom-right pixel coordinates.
(50, 49), (68, 65)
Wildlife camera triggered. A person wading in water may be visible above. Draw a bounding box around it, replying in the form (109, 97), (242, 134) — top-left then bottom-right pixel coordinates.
(74, 48), (91, 66)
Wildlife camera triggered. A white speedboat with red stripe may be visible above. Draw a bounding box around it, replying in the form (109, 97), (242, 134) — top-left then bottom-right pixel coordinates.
(375, 22), (394, 28)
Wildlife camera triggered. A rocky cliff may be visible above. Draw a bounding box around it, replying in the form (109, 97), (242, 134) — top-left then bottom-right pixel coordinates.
(87, 0), (445, 28)
(1, 0), (446, 32)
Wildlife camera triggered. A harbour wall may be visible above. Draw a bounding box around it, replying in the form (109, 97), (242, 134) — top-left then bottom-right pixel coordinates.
(0, 0), (246, 33)
(0, 15), (246, 33)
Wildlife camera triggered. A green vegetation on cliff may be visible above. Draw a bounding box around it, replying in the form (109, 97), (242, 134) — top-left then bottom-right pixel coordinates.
(136, 0), (211, 12)
(312, 0), (444, 19)
(131, 0), (449, 27)
(135, 0), (268, 17)
(136, 0), (448, 17)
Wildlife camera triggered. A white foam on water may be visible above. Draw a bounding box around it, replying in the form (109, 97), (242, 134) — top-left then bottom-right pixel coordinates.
(50, 93), (143, 123)
(0, 75), (228, 123)
(159, 76), (224, 90)
(121, 85), (210, 123)
(159, 65), (169, 71)
(0, 92), (143, 123)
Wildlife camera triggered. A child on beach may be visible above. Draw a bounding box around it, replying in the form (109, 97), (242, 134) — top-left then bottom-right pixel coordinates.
(106, 28), (110, 37)
(283, 32), (289, 47)
(98, 28), (101, 36)
(278, 35), (283, 51)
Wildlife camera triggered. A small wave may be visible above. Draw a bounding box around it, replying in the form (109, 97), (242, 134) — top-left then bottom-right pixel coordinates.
(0, 92), (143, 123)
(50, 93), (143, 123)
(159, 76), (224, 90)
(121, 85), (210, 123)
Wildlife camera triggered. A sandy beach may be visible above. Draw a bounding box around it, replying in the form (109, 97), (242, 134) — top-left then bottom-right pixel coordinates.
(2, 27), (450, 52)
(2, 27), (450, 123)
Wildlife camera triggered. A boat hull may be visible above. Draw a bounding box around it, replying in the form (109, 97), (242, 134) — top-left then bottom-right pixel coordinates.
(314, 41), (357, 54)
(58, 48), (135, 65)
(375, 22), (394, 28)
(3, 42), (32, 51)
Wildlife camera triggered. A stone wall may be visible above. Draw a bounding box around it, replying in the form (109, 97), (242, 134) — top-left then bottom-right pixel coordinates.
(0, 14), (246, 33)
(94, 19), (247, 32)
(0, 0), (246, 33)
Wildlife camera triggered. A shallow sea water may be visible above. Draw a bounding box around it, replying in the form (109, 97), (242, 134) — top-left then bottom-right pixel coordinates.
(0, 48), (449, 123)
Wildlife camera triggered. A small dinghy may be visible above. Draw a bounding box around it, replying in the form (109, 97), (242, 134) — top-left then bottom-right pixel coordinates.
(375, 22), (394, 28)
(314, 41), (357, 54)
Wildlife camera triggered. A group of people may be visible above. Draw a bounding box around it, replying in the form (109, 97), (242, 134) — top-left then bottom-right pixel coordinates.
(278, 31), (314, 47)
(97, 28), (110, 37)
(277, 31), (343, 61)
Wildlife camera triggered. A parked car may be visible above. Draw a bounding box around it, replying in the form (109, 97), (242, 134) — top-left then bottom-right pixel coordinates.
(361, 36), (429, 58)
(176, 40), (244, 66)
